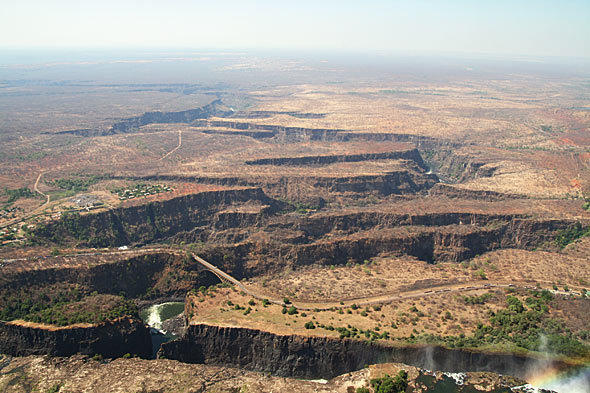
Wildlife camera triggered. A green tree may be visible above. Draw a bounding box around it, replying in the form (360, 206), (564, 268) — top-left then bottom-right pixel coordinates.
(370, 370), (408, 393)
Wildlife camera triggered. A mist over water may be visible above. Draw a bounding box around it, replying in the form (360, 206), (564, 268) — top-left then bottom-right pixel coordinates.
(524, 366), (590, 393)
(523, 335), (589, 393)
(140, 302), (184, 332)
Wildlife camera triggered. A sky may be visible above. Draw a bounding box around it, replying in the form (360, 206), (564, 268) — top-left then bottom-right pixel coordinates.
(2, 0), (589, 58)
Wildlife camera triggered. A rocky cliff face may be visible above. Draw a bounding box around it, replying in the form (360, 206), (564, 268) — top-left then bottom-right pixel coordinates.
(0, 317), (151, 358)
(33, 187), (283, 247)
(108, 99), (227, 134)
(190, 216), (576, 279)
(245, 148), (428, 170)
(158, 324), (567, 380)
(0, 252), (220, 299)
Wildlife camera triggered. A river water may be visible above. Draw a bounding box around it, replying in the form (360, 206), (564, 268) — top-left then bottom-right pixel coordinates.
(139, 302), (185, 332)
(139, 302), (185, 357)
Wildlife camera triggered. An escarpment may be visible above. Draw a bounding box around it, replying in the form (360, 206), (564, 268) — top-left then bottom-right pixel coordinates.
(32, 187), (285, 247)
(158, 324), (568, 379)
(244, 148), (428, 169)
(0, 318), (151, 358)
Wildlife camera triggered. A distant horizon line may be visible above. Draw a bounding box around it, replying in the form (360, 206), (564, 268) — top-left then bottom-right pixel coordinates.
(1, 46), (589, 62)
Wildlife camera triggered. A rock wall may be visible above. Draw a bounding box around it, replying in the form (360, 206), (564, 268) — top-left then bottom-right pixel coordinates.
(158, 324), (569, 379)
(244, 148), (428, 170)
(32, 187), (282, 247)
(0, 317), (151, 358)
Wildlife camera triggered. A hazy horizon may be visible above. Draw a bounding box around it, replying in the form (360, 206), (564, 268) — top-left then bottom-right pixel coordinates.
(2, 1), (589, 59)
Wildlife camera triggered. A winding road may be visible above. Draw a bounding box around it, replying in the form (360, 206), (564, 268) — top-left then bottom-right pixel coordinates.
(0, 172), (52, 230)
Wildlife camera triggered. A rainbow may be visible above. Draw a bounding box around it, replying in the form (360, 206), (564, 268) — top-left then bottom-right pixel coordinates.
(527, 366), (590, 393)
(527, 366), (563, 387)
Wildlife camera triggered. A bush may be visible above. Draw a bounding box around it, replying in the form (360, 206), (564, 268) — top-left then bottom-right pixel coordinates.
(304, 321), (315, 329)
(287, 306), (298, 315)
(462, 293), (492, 305)
(356, 388), (370, 393)
(283, 297), (291, 304)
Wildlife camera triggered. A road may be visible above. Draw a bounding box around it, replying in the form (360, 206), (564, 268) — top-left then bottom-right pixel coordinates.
(160, 130), (182, 160)
(2, 247), (584, 311)
(0, 172), (52, 230)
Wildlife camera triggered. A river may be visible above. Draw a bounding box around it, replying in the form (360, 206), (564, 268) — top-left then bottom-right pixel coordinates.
(139, 302), (185, 357)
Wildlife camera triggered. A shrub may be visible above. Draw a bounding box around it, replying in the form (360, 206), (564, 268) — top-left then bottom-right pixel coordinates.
(477, 269), (487, 280)
(287, 306), (298, 315)
(304, 321), (315, 329)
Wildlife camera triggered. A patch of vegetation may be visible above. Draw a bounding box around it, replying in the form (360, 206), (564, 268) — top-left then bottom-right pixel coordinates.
(28, 211), (89, 244)
(462, 293), (493, 305)
(0, 284), (138, 326)
(277, 197), (321, 214)
(287, 306), (298, 315)
(112, 183), (173, 200)
(3, 187), (37, 204)
(409, 290), (589, 358)
(370, 370), (408, 393)
(48, 175), (106, 192)
(554, 223), (590, 248)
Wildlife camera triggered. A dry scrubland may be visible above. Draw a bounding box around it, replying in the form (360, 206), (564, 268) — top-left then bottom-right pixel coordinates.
(0, 59), (589, 390)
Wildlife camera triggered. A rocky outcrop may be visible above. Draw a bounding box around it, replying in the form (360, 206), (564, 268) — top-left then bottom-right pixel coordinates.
(158, 324), (569, 379)
(0, 317), (151, 358)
